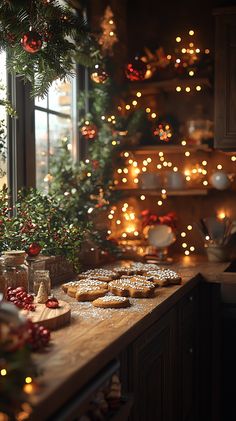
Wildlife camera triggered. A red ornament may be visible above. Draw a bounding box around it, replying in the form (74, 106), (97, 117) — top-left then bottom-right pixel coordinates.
(46, 297), (59, 309)
(153, 123), (173, 142)
(125, 57), (147, 81)
(26, 243), (41, 257)
(91, 65), (108, 84)
(21, 30), (43, 53)
(81, 122), (98, 140)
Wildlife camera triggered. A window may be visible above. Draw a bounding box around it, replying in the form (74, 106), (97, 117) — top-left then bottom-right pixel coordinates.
(34, 75), (77, 192)
(0, 51), (7, 189)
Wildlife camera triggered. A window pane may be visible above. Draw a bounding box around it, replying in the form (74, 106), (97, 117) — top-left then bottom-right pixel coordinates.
(35, 110), (48, 192)
(48, 78), (72, 115)
(35, 95), (47, 109)
(0, 51), (7, 188)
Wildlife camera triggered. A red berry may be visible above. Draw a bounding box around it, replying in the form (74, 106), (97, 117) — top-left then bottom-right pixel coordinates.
(15, 286), (25, 293)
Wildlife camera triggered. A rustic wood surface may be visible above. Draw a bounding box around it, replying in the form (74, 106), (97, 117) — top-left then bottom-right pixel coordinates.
(29, 256), (230, 420)
(22, 300), (71, 330)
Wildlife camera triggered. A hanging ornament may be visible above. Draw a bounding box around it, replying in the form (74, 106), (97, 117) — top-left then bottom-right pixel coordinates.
(26, 243), (42, 257)
(210, 171), (231, 190)
(153, 123), (173, 142)
(91, 64), (109, 84)
(125, 56), (147, 81)
(21, 30), (43, 53)
(80, 121), (98, 140)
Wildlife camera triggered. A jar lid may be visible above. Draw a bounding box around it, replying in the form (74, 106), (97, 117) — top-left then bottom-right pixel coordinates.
(4, 250), (26, 256)
(3, 251), (26, 266)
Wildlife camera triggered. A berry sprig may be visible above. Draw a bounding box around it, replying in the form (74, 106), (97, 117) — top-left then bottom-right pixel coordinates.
(6, 286), (35, 311)
(26, 320), (51, 351)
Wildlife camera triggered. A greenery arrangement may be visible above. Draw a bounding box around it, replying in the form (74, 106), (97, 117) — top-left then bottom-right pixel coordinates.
(0, 82), (16, 178)
(0, 186), (87, 270)
(0, 0), (99, 97)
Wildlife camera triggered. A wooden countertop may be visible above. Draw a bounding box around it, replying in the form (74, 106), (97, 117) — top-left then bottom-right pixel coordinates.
(29, 256), (230, 420)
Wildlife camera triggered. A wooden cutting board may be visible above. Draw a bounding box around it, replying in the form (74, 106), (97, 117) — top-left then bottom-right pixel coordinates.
(22, 300), (71, 330)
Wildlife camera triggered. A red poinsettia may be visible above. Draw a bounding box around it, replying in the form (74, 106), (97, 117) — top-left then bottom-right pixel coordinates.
(141, 210), (177, 230)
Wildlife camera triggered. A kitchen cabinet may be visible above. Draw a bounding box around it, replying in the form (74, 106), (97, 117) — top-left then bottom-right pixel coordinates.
(214, 7), (236, 150)
(129, 307), (177, 421)
(120, 281), (221, 421)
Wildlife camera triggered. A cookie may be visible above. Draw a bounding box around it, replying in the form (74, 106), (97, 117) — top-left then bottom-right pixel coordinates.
(113, 267), (135, 276)
(67, 279), (108, 298)
(75, 285), (107, 301)
(92, 295), (130, 308)
(108, 278), (155, 298)
(131, 262), (161, 274)
(61, 280), (79, 293)
(78, 269), (117, 282)
(146, 269), (182, 286)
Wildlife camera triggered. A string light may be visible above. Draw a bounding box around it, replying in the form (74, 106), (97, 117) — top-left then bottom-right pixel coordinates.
(107, 230), (111, 234)
(202, 160), (207, 166)
(132, 100), (137, 106)
(231, 156), (236, 161)
(187, 225), (193, 230)
(185, 87), (191, 92)
(25, 377), (33, 384)
(122, 177), (127, 183)
(140, 195), (145, 200)
(181, 232), (186, 237)
(182, 243), (187, 248)
(181, 140), (187, 146)
(157, 200), (163, 206)
(217, 164), (222, 170)
(189, 30), (194, 36)
(196, 85), (201, 91)
(190, 246), (195, 251)
(146, 107), (151, 113)
(176, 86), (182, 92)
(136, 92), (142, 97)
(185, 250), (190, 256)
(203, 180), (208, 186)
(176, 36), (181, 42)
(0, 369), (7, 376)
(125, 104), (131, 110)
(151, 112), (156, 119)
(133, 178), (139, 183)
(173, 166), (178, 172)
(124, 152), (129, 158)
(185, 151), (190, 157)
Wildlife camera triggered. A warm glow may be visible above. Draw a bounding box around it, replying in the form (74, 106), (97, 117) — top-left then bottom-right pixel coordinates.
(161, 189), (166, 194)
(182, 243), (187, 248)
(217, 164), (223, 170)
(147, 157), (152, 163)
(173, 166), (178, 172)
(217, 210), (226, 220)
(151, 112), (156, 118)
(116, 220), (121, 225)
(122, 177), (127, 183)
(140, 195), (146, 200)
(202, 160), (207, 166)
(190, 246), (195, 251)
(176, 36), (181, 42)
(181, 232), (186, 237)
(189, 70), (194, 76)
(187, 225), (193, 230)
(196, 85), (202, 91)
(124, 152), (129, 157)
(123, 168), (128, 174)
(146, 107), (151, 113)
(125, 104), (131, 110)
(231, 156), (236, 161)
(189, 30), (194, 35)
(205, 49), (210, 54)
(157, 200), (163, 206)
(159, 152), (164, 157)
(136, 91), (142, 97)
(185, 87), (191, 92)
(25, 377), (33, 384)
(203, 180), (208, 186)
(181, 48), (187, 53)
(185, 250), (190, 255)
(107, 230), (111, 235)
(185, 151), (190, 157)
(23, 384), (34, 394)
(181, 140), (187, 146)
(0, 369), (7, 376)
(133, 178), (139, 183)
(205, 235), (210, 240)
(132, 100), (138, 106)
(176, 86), (182, 92)
(134, 231), (139, 236)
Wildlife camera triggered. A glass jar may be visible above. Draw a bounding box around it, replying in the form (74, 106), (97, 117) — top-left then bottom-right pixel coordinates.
(3, 251), (28, 291)
(33, 270), (51, 296)
(0, 257), (7, 297)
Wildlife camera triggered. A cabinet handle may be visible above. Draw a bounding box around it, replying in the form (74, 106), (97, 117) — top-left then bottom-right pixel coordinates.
(189, 295), (193, 302)
(189, 347), (194, 354)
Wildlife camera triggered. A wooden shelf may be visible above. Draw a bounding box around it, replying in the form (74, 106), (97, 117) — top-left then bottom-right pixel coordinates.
(121, 144), (212, 155)
(129, 77), (212, 95)
(115, 188), (208, 196)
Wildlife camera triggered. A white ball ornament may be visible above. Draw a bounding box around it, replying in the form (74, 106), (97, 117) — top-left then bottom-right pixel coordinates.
(210, 171), (231, 190)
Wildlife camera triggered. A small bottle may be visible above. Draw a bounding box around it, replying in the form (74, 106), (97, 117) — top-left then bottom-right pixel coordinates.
(33, 270), (51, 296)
(0, 257), (7, 297)
(3, 251), (28, 291)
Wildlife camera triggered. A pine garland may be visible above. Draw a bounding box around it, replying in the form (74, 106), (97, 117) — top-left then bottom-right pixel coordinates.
(0, 0), (99, 97)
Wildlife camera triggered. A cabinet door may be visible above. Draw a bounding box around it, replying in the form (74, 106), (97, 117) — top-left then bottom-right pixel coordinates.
(179, 287), (199, 421)
(215, 9), (236, 149)
(129, 308), (177, 421)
